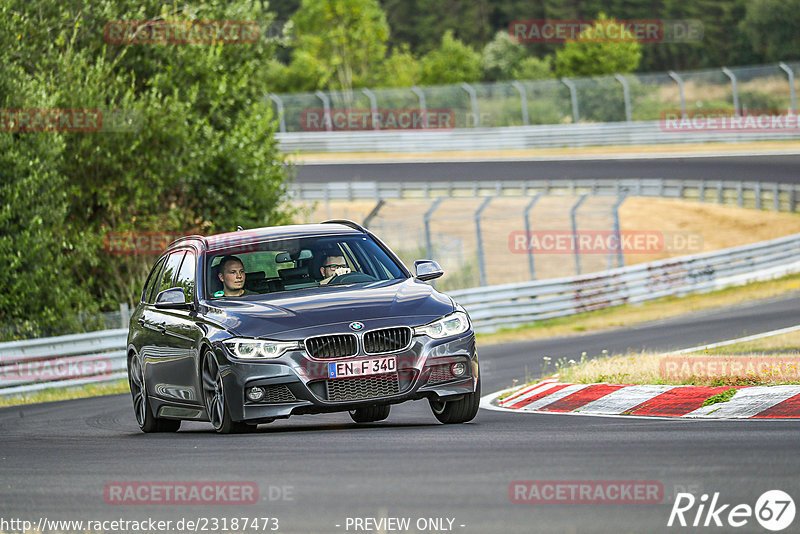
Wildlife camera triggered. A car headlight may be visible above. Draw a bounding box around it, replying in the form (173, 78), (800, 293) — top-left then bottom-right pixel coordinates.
(414, 311), (470, 339)
(223, 338), (302, 359)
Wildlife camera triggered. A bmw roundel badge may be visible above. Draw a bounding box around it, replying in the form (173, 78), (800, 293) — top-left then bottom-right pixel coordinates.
(349, 321), (364, 331)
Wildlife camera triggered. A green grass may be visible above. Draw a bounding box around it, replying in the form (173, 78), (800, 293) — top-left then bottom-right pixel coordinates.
(0, 379), (129, 408)
(702, 388), (737, 406)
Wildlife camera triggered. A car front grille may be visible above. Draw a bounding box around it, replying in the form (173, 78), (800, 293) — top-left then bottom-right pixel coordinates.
(305, 334), (358, 359)
(262, 384), (296, 403)
(427, 364), (455, 384)
(325, 373), (400, 402)
(363, 327), (411, 354)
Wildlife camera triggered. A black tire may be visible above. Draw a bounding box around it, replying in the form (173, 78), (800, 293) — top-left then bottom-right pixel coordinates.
(128, 354), (181, 433)
(201, 350), (255, 434)
(429, 377), (481, 424)
(349, 405), (391, 423)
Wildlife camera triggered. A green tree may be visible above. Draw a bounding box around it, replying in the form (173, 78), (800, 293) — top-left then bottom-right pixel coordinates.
(513, 56), (554, 80)
(419, 30), (482, 85)
(742, 0), (800, 62)
(481, 30), (527, 81)
(554, 14), (642, 77)
(290, 0), (390, 93)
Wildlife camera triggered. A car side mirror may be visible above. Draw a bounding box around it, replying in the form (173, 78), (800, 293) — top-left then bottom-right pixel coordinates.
(414, 260), (444, 281)
(155, 287), (193, 310)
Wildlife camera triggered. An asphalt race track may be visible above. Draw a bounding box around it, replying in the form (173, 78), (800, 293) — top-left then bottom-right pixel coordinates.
(2, 294), (799, 534)
(295, 154), (800, 184)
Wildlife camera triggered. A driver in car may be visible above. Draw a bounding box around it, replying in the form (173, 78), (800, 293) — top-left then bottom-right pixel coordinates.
(215, 255), (257, 297)
(319, 254), (351, 285)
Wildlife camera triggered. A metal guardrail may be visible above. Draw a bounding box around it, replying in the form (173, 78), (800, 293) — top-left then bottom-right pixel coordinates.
(291, 179), (800, 213)
(3, 232), (800, 394)
(277, 120), (800, 153)
(451, 232), (800, 332)
(0, 329), (128, 397)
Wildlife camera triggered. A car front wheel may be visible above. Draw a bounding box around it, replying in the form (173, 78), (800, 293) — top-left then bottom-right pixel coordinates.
(201, 351), (256, 434)
(429, 377), (481, 424)
(349, 405), (390, 423)
(128, 354), (180, 433)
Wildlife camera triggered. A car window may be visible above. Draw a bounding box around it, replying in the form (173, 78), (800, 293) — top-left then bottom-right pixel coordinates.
(207, 235), (406, 298)
(155, 251), (186, 300)
(142, 256), (166, 304)
(175, 250), (196, 302)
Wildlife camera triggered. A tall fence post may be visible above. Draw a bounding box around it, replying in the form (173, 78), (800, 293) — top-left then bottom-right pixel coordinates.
(722, 67), (740, 116)
(610, 194), (627, 269)
(475, 197), (494, 286)
(511, 81), (529, 126)
(361, 88), (380, 130)
(362, 200), (385, 228)
(523, 193), (543, 280)
(314, 90), (332, 132)
(561, 77), (580, 123)
(779, 62), (797, 114)
(424, 197), (445, 260)
(411, 86), (428, 129)
(614, 74), (632, 122)
(268, 94), (286, 133)
(119, 302), (130, 329)
(668, 71), (687, 118)
(570, 195), (588, 275)
(461, 82), (480, 127)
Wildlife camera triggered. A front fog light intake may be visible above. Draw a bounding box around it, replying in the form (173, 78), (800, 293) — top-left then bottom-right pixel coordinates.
(246, 386), (265, 402)
(414, 311), (470, 339)
(451, 362), (467, 377)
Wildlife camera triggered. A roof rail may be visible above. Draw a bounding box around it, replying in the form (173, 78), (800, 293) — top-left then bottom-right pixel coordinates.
(321, 219), (367, 233)
(167, 235), (207, 249)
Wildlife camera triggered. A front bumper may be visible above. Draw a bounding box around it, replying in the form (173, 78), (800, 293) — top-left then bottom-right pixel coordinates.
(215, 332), (478, 423)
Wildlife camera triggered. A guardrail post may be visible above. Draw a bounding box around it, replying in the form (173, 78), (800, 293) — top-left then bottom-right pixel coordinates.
(721, 67), (740, 116)
(570, 194), (588, 275)
(511, 81), (530, 126)
(561, 77), (580, 123)
(637, 179), (643, 196)
(755, 181), (762, 210)
(698, 180), (705, 202)
(614, 74), (632, 122)
(119, 302), (130, 329)
(737, 181), (744, 207)
(774, 183), (781, 211)
(362, 200), (385, 228)
(668, 71), (687, 118)
(424, 197), (445, 260)
(523, 193), (543, 280)
(717, 180), (724, 205)
(475, 197), (494, 286)
(461, 83), (480, 127)
(792, 187), (798, 213)
(411, 86), (427, 129)
(610, 194), (628, 269)
(423, 181), (430, 199)
(268, 94), (286, 133)
(779, 62), (798, 114)
(314, 90), (333, 132)
(361, 88), (380, 130)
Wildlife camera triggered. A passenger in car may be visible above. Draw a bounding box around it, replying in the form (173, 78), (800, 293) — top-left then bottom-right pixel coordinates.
(319, 254), (352, 285)
(215, 255), (257, 297)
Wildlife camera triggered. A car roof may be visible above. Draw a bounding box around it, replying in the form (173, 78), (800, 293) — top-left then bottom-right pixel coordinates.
(167, 222), (365, 253)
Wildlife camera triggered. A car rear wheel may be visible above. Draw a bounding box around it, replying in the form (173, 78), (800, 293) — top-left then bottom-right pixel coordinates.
(201, 351), (256, 434)
(128, 354), (180, 433)
(349, 405), (391, 423)
(429, 377), (481, 424)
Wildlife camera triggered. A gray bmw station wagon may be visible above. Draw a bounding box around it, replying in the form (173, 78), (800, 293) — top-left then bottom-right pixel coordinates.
(127, 220), (480, 433)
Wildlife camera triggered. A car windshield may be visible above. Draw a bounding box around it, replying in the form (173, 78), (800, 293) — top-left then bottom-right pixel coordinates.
(205, 234), (406, 298)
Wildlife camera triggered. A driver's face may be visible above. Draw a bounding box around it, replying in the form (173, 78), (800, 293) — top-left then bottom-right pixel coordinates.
(219, 261), (245, 293)
(320, 256), (346, 278)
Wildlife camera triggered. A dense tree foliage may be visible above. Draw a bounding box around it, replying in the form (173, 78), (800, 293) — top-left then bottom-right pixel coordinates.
(0, 0), (293, 338)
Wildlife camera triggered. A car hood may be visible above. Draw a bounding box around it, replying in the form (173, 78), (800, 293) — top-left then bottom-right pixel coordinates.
(202, 279), (454, 339)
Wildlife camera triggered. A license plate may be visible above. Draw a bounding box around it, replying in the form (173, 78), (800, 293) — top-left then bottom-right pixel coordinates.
(328, 357), (396, 378)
